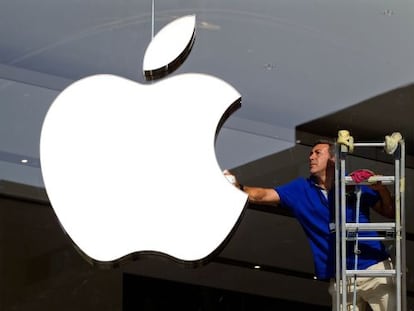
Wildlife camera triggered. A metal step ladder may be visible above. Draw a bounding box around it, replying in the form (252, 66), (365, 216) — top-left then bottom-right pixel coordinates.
(334, 130), (406, 311)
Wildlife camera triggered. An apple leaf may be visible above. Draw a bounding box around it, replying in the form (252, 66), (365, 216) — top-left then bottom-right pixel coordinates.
(143, 15), (196, 80)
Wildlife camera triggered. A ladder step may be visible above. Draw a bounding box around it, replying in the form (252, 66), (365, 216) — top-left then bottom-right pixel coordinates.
(345, 222), (395, 231)
(346, 236), (394, 241)
(346, 269), (396, 277)
(352, 142), (386, 148)
(344, 175), (394, 185)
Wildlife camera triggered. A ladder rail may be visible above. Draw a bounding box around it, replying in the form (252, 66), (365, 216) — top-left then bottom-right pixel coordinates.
(400, 140), (407, 311)
(334, 145), (341, 311)
(395, 139), (407, 311)
(394, 145), (402, 311)
(340, 146), (348, 309)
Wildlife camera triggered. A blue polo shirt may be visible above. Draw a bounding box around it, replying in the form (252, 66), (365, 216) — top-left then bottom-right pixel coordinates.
(275, 177), (389, 280)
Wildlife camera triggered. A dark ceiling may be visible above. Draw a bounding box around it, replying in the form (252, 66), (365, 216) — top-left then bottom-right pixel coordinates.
(297, 82), (414, 158)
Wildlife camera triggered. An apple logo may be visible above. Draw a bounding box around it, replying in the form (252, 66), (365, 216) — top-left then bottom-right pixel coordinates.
(40, 14), (248, 264)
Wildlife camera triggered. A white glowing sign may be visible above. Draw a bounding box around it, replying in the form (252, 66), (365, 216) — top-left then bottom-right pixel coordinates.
(40, 15), (247, 263)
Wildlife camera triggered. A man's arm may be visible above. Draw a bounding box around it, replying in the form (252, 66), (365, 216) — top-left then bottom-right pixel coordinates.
(370, 182), (395, 219)
(223, 170), (280, 205)
(242, 186), (280, 205)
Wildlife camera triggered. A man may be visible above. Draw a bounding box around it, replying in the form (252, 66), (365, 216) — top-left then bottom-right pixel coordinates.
(225, 140), (395, 310)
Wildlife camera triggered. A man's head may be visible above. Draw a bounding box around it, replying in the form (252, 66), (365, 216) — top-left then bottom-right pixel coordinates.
(309, 140), (335, 178)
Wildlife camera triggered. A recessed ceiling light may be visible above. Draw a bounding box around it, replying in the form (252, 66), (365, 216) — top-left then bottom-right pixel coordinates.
(382, 9), (394, 16)
(264, 63), (276, 71)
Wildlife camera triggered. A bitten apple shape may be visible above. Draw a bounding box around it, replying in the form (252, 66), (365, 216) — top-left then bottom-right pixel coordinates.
(40, 15), (247, 263)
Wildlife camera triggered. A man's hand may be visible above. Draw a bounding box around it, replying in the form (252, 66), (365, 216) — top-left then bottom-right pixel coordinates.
(223, 169), (241, 189)
(370, 179), (395, 219)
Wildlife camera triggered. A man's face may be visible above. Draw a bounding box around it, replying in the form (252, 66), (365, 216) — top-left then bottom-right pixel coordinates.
(308, 143), (334, 176)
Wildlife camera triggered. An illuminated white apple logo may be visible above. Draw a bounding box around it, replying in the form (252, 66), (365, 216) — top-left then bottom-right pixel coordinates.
(40, 15), (247, 263)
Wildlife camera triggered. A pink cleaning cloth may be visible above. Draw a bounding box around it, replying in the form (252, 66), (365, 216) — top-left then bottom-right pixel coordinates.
(349, 169), (375, 183)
